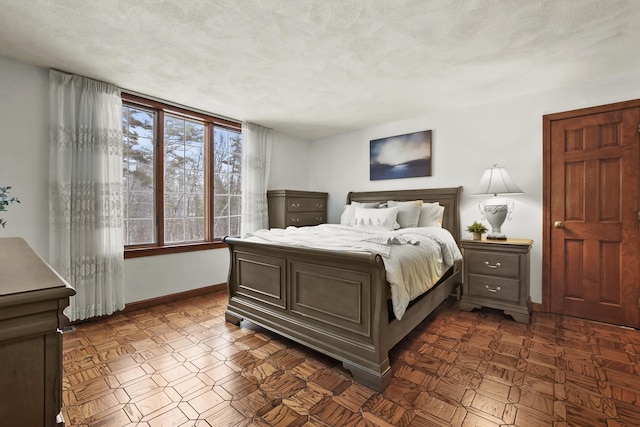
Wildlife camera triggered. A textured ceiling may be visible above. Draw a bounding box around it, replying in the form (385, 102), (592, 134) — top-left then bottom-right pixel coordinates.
(1, 0), (639, 140)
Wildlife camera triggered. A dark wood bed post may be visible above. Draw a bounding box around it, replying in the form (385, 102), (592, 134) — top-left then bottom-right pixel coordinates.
(346, 253), (393, 390)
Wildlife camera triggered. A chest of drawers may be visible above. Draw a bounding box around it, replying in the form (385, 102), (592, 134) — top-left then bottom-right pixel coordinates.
(267, 190), (328, 228)
(0, 237), (75, 426)
(459, 238), (533, 323)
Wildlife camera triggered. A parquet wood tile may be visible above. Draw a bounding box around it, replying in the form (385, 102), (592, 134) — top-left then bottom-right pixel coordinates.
(62, 291), (640, 426)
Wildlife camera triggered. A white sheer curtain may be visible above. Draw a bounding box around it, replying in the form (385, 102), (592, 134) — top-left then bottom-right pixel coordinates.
(241, 122), (272, 236)
(49, 70), (125, 321)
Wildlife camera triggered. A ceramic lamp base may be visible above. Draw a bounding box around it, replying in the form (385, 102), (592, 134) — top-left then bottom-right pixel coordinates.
(482, 197), (509, 239)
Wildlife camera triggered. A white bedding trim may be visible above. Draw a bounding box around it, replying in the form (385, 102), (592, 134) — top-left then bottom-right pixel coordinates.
(245, 224), (462, 320)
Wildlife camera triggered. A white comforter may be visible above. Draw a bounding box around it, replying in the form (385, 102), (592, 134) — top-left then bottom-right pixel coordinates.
(245, 224), (462, 320)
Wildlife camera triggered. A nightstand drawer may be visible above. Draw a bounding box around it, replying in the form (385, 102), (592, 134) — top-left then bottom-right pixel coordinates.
(467, 274), (520, 303)
(288, 198), (326, 212)
(465, 251), (520, 278)
(287, 212), (326, 226)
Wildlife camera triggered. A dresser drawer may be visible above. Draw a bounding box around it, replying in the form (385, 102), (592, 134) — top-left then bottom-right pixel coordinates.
(287, 197), (326, 212)
(287, 212), (326, 226)
(467, 274), (520, 303)
(465, 250), (520, 278)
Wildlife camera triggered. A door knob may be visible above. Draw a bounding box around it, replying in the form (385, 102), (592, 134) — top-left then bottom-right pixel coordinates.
(554, 221), (564, 228)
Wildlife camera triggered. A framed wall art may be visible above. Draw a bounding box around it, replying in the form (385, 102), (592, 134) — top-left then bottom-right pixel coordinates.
(370, 130), (432, 180)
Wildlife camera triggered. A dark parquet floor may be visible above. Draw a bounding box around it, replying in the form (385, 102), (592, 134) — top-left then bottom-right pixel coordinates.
(61, 290), (640, 426)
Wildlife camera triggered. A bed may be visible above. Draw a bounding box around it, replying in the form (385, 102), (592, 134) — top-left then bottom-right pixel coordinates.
(223, 187), (462, 391)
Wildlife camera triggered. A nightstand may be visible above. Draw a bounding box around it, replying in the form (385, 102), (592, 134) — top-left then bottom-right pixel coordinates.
(459, 238), (533, 323)
(267, 190), (328, 228)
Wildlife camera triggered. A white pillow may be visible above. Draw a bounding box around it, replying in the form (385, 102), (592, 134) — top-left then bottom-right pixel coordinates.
(340, 205), (356, 225)
(352, 206), (398, 230)
(417, 202), (445, 227)
(340, 201), (380, 225)
(387, 200), (422, 228)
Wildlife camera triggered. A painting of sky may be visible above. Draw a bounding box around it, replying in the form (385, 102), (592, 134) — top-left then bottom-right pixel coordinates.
(370, 130), (431, 180)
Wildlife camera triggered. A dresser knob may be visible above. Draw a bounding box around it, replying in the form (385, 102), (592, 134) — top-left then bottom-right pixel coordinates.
(484, 261), (501, 269)
(291, 203), (300, 208)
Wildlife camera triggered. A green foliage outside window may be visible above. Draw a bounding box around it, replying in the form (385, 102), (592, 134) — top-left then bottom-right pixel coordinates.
(122, 99), (242, 248)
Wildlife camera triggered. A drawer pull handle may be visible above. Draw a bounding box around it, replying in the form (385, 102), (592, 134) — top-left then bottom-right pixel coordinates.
(291, 203), (301, 208)
(316, 217), (323, 221)
(291, 218), (300, 223)
(484, 261), (501, 269)
(485, 285), (501, 293)
(316, 203), (324, 208)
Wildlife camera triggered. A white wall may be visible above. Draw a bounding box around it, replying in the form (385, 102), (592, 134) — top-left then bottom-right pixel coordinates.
(0, 56), (50, 258)
(268, 131), (312, 190)
(124, 250), (229, 302)
(0, 55), (309, 304)
(309, 69), (640, 304)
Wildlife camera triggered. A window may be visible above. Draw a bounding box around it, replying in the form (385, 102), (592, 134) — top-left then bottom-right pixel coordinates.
(122, 94), (242, 257)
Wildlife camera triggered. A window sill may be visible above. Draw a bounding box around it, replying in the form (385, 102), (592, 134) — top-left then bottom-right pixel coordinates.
(124, 241), (228, 259)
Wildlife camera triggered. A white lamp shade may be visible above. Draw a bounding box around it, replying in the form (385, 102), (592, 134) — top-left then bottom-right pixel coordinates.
(475, 165), (523, 196)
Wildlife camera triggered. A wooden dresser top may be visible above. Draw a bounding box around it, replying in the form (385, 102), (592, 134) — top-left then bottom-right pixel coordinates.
(0, 237), (74, 297)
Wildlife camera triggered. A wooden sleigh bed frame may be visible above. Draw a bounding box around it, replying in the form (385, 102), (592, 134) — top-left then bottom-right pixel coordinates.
(223, 187), (462, 391)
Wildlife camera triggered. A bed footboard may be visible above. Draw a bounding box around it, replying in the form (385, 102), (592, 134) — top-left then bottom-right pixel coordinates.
(224, 236), (394, 390)
(223, 235), (462, 391)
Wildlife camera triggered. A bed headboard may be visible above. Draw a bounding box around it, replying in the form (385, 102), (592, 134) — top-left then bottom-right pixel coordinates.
(346, 186), (463, 244)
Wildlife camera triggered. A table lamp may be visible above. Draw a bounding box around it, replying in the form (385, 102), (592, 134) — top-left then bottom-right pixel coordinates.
(475, 164), (523, 240)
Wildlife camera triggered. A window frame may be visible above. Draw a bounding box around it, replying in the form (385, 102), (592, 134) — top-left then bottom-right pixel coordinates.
(122, 93), (241, 258)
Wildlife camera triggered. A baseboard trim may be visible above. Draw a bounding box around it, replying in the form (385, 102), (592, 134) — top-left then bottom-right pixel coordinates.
(122, 283), (227, 314)
(72, 283), (228, 324)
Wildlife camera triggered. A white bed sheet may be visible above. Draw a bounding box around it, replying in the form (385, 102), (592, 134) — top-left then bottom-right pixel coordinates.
(245, 224), (462, 320)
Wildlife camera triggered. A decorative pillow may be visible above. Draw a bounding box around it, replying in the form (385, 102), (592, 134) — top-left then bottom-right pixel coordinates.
(352, 206), (398, 230)
(387, 200), (422, 228)
(340, 201), (380, 225)
(417, 202), (445, 227)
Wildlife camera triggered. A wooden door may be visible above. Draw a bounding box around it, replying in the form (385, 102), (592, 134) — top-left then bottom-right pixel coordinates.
(544, 103), (640, 328)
